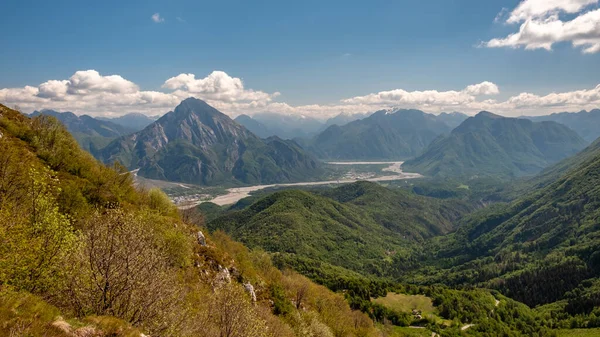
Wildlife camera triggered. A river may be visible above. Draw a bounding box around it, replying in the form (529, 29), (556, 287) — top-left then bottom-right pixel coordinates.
(190, 161), (421, 207)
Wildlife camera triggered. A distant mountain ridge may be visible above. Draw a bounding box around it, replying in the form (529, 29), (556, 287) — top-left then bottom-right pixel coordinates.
(435, 111), (469, 128)
(239, 112), (325, 139)
(403, 111), (588, 178)
(99, 98), (323, 185)
(30, 109), (135, 153)
(97, 112), (160, 131)
(525, 109), (600, 142)
(322, 111), (372, 129)
(234, 114), (272, 138)
(308, 108), (453, 160)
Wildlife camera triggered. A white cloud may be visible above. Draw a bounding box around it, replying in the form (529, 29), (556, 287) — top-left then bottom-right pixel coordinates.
(151, 13), (164, 23)
(463, 81), (500, 96)
(484, 0), (600, 53)
(506, 0), (597, 23)
(341, 82), (499, 107)
(163, 71), (278, 104)
(0, 70), (179, 117)
(1, 70), (600, 119)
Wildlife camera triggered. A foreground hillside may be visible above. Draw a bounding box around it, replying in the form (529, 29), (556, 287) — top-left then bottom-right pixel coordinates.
(100, 98), (323, 186)
(0, 104), (379, 337)
(404, 111), (587, 178)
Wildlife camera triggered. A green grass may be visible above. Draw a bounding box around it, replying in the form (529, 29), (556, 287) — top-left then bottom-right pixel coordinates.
(372, 293), (435, 314)
(372, 292), (453, 326)
(557, 328), (600, 337)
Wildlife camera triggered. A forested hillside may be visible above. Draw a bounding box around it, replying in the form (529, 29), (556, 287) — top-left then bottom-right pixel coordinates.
(404, 111), (587, 178)
(309, 109), (451, 160)
(0, 104), (380, 337)
(411, 135), (600, 328)
(207, 181), (475, 276)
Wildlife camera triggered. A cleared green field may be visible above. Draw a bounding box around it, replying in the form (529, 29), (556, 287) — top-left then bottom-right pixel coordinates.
(372, 292), (453, 327)
(372, 293), (435, 315)
(557, 328), (600, 337)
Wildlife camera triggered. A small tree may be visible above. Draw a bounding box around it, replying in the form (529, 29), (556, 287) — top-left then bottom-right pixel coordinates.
(199, 283), (268, 337)
(65, 209), (185, 335)
(0, 168), (76, 293)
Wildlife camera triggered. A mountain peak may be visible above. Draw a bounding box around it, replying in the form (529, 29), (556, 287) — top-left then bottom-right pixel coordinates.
(474, 111), (502, 119)
(170, 97), (224, 120)
(179, 97), (212, 110)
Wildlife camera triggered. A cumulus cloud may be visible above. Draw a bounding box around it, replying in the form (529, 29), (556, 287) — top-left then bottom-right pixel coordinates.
(506, 0), (597, 23)
(163, 71), (279, 104)
(341, 82), (499, 107)
(0, 70), (278, 117)
(151, 13), (164, 23)
(1, 70), (600, 119)
(0, 70), (179, 116)
(484, 0), (600, 53)
(463, 81), (500, 96)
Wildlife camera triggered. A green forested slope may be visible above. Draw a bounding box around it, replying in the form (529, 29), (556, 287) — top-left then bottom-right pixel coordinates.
(404, 111), (587, 178)
(0, 103), (381, 337)
(415, 137), (600, 320)
(309, 109), (451, 160)
(207, 182), (474, 277)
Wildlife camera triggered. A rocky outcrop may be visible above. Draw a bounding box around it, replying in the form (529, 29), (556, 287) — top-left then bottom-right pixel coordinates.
(215, 265), (231, 286)
(244, 282), (257, 303)
(51, 318), (99, 337)
(196, 231), (207, 246)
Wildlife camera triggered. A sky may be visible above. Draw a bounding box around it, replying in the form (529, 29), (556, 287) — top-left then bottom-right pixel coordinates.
(1, 0), (600, 119)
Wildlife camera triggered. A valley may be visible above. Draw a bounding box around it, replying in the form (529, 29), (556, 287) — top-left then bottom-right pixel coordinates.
(164, 161), (421, 208)
(5, 2), (600, 335)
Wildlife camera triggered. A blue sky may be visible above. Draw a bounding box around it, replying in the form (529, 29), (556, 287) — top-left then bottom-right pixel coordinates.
(1, 0), (600, 118)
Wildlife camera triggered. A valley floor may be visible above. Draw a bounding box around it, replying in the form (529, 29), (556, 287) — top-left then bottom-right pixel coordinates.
(200, 161), (421, 206)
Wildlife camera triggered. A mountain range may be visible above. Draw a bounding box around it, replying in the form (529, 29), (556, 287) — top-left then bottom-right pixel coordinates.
(235, 112), (325, 139)
(100, 98), (323, 185)
(30, 109), (135, 153)
(322, 111), (372, 129)
(307, 109), (455, 160)
(403, 111), (588, 178)
(525, 109), (600, 143)
(235, 111), (374, 140)
(97, 112), (160, 131)
(234, 114), (273, 138)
